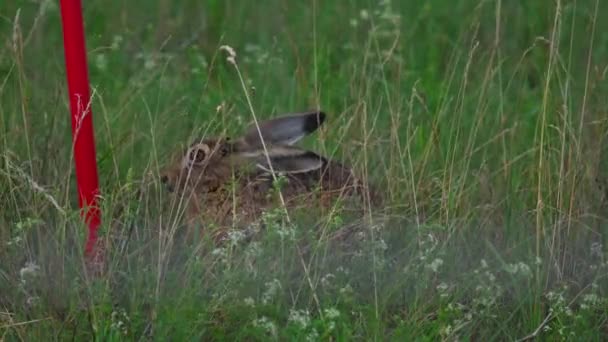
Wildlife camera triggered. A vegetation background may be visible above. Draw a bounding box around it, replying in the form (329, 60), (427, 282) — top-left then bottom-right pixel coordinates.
(1, 0), (607, 340)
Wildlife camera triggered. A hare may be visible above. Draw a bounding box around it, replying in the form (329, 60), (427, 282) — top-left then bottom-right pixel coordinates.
(160, 111), (379, 243)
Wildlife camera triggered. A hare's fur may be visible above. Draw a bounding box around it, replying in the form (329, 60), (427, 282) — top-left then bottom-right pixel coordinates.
(160, 111), (378, 242)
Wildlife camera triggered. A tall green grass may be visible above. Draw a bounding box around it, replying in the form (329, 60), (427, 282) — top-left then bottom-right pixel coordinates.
(1, 0), (607, 340)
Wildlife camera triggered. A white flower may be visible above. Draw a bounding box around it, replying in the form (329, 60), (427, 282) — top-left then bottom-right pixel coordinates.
(253, 316), (277, 337)
(244, 297), (255, 307)
(324, 307), (340, 320)
(95, 53), (108, 71)
(306, 328), (319, 341)
(211, 247), (226, 258)
(262, 279), (282, 304)
(590, 242), (603, 258)
(339, 284), (353, 296)
(505, 262), (532, 278)
(426, 258), (444, 273)
(216, 102), (226, 113)
(110, 35), (123, 50)
(19, 261), (40, 284)
(320, 273), (335, 288)
(360, 9), (370, 20)
(437, 282), (449, 298)
(582, 293), (600, 306)
(227, 229), (246, 246)
(375, 238), (388, 251)
(288, 309), (311, 330)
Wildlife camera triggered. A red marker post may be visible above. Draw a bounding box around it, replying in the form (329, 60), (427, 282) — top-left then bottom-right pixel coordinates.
(59, 0), (102, 263)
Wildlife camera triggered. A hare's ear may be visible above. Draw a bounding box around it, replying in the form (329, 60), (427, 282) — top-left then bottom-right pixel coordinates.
(254, 146), (325, 174)
(241, 111), (326, 148)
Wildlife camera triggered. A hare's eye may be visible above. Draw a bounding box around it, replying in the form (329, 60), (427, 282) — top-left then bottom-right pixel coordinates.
(220, 146), (229, 157)
(189, 147), (206, 163)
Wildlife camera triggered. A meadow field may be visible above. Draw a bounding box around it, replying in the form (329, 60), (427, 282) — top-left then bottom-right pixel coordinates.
(1, 0), (608, 340)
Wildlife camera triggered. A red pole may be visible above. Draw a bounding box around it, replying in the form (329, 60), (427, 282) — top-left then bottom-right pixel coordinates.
(59, 0), (102, 261)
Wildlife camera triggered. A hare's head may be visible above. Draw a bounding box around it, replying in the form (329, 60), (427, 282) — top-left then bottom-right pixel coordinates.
(160, 111), (327, 194)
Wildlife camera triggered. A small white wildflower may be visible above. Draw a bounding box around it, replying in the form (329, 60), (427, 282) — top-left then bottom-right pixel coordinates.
(306, 328), (319, 341)
(437, 282), (449, 298)
(244, 297), (255, 307)
(375, 238), (388, 251)
(94, 53), (108, 71)
(110, 308), (130, 336)
(339, 284), (353, 296)
(276, 225), (295, 240)
(211, 247), (227, 258)
(262, 279), (282, 304)
(520, 262), (531, 275)
(349, 18), (358, 27)
(505, 262), (532, 278)
(19, 261), (40, 284)
(426, 258), (444, 273)
(582, 293), (600, 306)
(216, 102), (225, 113)
(327, 321), (336, 332)
(360, 9), (370, 20)
(324, 307), (340, 320)
(245, 241), (262, 258)
(246, 45), (269, 64)
(440, 324), (453, 337)
(110, 35), (123, 50)
(143, 55), (156, 70)
(480, 259), (488, 269)
(26, 296), (40, 307)
(474, 295), (498, 312)
(320, 273), (335, 288)
(590, 242), (603, 258)
(253, 316), (277, 337)
(197, 54), (208, 68)
(219, 45), (237, 65)
(545, 290), (565, 304)
(288, 309), (311, 330)
(7, 235), (23, 247)
(244, 43), (260, 53)
(227, 230), (246, 246)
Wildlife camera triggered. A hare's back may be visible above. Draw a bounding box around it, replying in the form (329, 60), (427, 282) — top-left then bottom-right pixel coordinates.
(281, 160), (364, 198)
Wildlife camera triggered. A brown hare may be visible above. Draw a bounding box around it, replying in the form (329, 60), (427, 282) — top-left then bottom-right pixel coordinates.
(160, 111), (379, 243)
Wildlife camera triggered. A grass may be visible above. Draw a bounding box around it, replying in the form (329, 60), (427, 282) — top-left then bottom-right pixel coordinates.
(1, 0), (608, 340)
